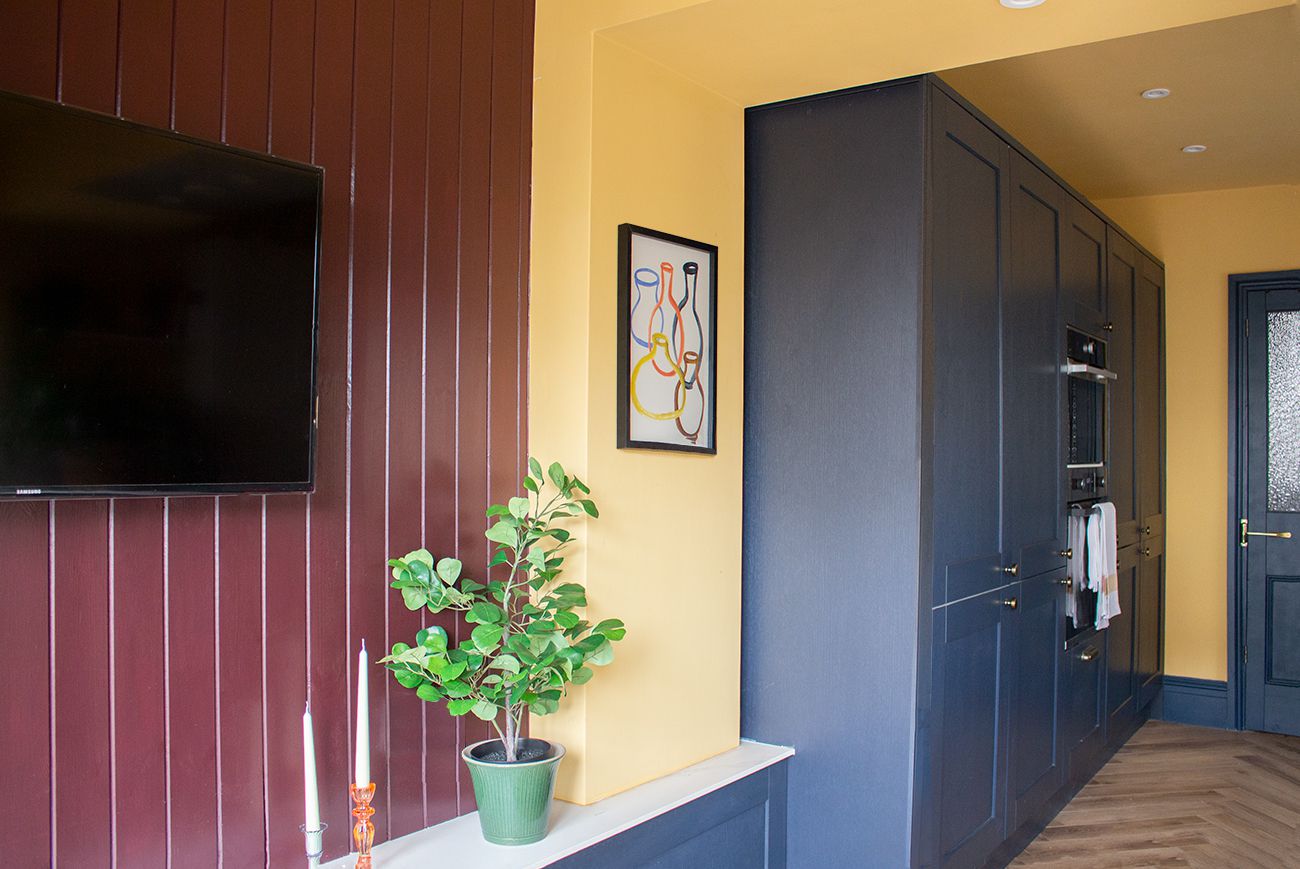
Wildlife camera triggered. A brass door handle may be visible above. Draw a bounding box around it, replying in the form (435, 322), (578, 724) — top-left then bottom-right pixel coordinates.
(1002, 597), (1019, 610)
(1003, 563), (1020, 577)
(1239, 518), (1294, 547)
(1058, 548), (1073, 559)
(1080, 646), (1099, 662)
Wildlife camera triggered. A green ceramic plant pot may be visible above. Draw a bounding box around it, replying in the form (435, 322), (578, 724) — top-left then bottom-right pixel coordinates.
(462, 738), (566, 846)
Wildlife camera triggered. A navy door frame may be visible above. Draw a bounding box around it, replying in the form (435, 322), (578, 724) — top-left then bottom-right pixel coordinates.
(1228, 268), (1300, 730)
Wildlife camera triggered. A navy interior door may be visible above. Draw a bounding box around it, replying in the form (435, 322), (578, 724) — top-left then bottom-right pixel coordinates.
(1244, 286), (1300, 736)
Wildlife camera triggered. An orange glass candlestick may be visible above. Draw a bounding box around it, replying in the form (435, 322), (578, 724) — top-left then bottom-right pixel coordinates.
(350, 782), (376, 868)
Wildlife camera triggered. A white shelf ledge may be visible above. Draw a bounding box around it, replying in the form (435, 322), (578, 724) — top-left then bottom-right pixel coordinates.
(320, 739), (793, 868)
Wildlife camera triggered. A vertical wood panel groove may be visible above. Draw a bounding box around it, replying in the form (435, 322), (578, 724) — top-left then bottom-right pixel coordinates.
(1, 1), (533, 862)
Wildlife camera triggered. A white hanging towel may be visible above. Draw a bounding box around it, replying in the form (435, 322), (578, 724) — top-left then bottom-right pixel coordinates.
(1066, 512), (1086, 628)
(1088, 501), (1120, 629)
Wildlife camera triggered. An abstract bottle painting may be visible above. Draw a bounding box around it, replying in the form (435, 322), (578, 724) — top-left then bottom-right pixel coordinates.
(617, 224), (717, 453)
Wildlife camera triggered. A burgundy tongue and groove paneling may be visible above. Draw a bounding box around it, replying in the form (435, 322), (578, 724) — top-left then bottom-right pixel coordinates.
(0, 2), (534, 864)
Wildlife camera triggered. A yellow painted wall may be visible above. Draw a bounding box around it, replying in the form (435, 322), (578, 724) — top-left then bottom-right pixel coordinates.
(530, 4), (744, 805)
(1096, 185), (1300, 681)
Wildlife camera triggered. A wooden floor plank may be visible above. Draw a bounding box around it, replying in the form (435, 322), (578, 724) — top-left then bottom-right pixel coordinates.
(1012, 721), (1300, 868)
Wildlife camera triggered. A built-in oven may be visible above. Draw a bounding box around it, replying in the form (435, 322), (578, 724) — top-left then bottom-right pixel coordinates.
(1065, 327), (1116, 503)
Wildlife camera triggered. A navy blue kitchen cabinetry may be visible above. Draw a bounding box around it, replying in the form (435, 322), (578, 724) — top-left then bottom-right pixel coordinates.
(744, 74), (1165, 869)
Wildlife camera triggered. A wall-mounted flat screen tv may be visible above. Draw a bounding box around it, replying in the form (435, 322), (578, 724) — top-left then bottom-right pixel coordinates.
(0, 91), (323, 497)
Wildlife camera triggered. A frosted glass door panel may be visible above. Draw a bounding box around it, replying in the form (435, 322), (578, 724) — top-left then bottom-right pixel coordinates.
(1268, 311), (1300, 512)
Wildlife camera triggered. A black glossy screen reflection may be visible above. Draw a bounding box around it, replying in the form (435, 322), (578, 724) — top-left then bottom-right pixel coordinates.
(0, 93), (321, 493)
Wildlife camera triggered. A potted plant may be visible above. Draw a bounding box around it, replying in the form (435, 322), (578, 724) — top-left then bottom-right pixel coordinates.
(380, 459), (626, 845)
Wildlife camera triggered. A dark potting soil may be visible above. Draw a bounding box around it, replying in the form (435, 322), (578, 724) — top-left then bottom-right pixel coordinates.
(471, 738), (552, 764)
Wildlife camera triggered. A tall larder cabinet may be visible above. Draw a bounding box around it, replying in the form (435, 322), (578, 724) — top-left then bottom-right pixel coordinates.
(742, 76), (1166, 869)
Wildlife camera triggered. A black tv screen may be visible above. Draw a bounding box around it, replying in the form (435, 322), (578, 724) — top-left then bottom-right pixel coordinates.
(0, 91), (322, 497)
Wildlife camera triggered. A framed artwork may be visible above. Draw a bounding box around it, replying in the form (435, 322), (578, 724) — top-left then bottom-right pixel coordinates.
(617, 223), (718, 453)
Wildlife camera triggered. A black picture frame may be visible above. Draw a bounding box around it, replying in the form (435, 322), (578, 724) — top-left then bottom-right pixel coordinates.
(616, 223), (719, 454)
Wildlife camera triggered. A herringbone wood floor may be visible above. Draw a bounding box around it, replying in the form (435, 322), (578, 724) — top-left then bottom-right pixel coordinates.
(1012, 720), (1300, 868)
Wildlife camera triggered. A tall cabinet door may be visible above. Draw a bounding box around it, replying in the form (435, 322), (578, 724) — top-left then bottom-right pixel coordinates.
(1062, 197), (1108, 339)
(1004, 153), (1066, 579)
(1106, 543), (1139, 737)
(931, 587), (1016, 869)
(1009, 571), (1067, 830)
(1135, 254), (1165, 707)
(1107, 230), (1141, 548)
(929, 89), (1009, 605)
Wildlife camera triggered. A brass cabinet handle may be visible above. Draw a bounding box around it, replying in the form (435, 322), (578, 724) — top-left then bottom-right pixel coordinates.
(1057, 578), (1072, 587)
(1080, 646), (1099, 662)
(1003, 597), (1019, 610)
(1143, 547), (1152, 557)
(1058, 548), (1073, 559)
(1103, 323), (1115, 333)
(1143, 525), (1151, 535)
(1003, 563), (1020, 577)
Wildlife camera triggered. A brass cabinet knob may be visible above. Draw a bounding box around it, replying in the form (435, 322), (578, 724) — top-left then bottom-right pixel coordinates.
(1003, 597), (1019, 610)
(1143, 525), (1152, 535)
(1080, 646), (1099, 662)
(1003, 563), (1020, 577)
(1103, 323), (1115, 333)
(1057, 578), (1073, 587)
(1143, 547), (1152, 557)
(1058, 548), (1073, 559)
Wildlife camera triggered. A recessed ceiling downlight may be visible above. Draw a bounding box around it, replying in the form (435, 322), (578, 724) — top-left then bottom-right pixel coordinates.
(1141, 88), (1171, 100)
(1000, 0), (1047, 7)
(1182, 144), (1208, 154)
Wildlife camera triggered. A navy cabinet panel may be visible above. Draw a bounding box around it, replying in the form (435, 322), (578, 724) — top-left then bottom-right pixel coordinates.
(930, 88), (1008, 605)
(1004, 152), (1066, 579)
(1137, 538), (1165, 708)
(1064, 635), (1106, 780)
(1107, 229), (1141, 547)
(1062, 196), (1108, 339)
(1009, 570), (1066, 830)
(931, 587), (1014, 869)
(1106, 544), (1139, 736)
(743, 80), (925, 869)
(1136, 255), (1164, 532)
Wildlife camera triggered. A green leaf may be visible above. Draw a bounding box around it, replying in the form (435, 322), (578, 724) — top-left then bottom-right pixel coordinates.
(572, 665), (595, 685)
(489, 654), (521, 673)
(442, 680), (473, 698)
(484, 521), (517, 547)
(578, 499), (599, 518)
(547, 462), (566, 489)
(522, 476), (539, 493)
(406, 548), (435, 569)
(593, 619), (627, 641)
(416, 683), (443, 702)
(417, 626), (449, 650)
(400, 587), (426, 611)
(435, 557), (462, 584)
(548, 528), (571, 543)
(471, 624), (503, 652)
(529, 456), (543, 478)
(471, 700), (499, 721)
(508, 496), (531, 519)
(526, 547), (547, 570)
(391, 641), (411, 655)
(529, 698), (560, 716)
(572, 477), (590, 494)
(440, 660), (467, 681)
(396, 670), (426, 689)
(486, 504), (511, 518)
(554, 611), (580, 630)
(587, 639), (615, 666)
(468, 602), (505, 624)
(446, 698), (477, 716)
(407, 559), (432, 585)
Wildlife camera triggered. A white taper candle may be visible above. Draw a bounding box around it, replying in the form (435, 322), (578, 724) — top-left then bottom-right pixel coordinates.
(354, 640), (370, 787)
(303, 703), (321, 831)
